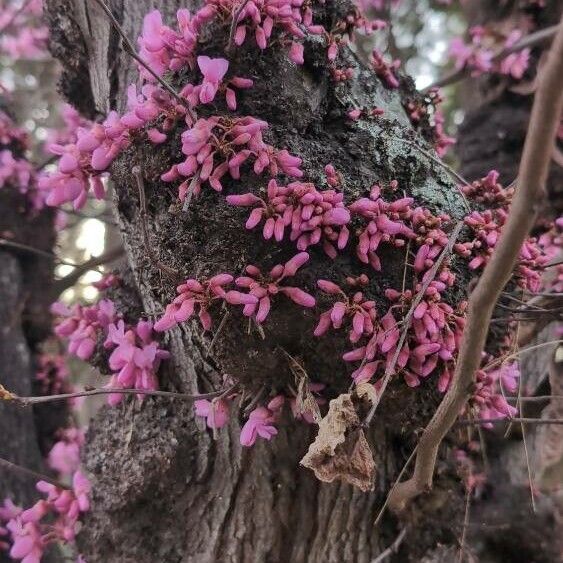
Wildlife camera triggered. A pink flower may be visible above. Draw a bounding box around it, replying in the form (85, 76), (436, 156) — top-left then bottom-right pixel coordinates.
(240, 406), (278, 447)
(194, 399), (230, 429)
(230, 253), (315, 323)
(197, 56), (229, 104)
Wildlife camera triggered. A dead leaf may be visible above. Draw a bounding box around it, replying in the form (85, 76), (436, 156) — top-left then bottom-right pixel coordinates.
(0, 384), (15, 401)
(300, 394), (376, 491)
(355, 382), (378, 405)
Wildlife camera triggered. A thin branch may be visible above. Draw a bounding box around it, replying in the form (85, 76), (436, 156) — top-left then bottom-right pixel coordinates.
(371, 527), (408, 563)
(0, 238), (82, 268)
(363, 221), (464, 427)
(133, 166), (181, 280)
(388, 19), (563, 514)
(424, 24), (561, 93)
(456, 417), (563, 427)
(91, 0), (191, 114)
(0, 456), (69, 490)
(4, 386), (224, 406)
(373, 444), (418, 527)
(52, 246), (124, 296)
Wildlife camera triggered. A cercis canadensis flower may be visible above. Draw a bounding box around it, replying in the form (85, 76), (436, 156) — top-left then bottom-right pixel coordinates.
(0, 471), (91, 562)
(51, 299), (116, 360)
(180, 57), (254, 110)
(195, 398), (230, 429)
(240, 396), (284, 446)
(349, 184), (415, 270)
(371, 49), (400, 88)
(314, 275), (377, 343)
(163, 116), (302, 199)
(154, 274), (235, 332)
(137, 8), (214, 78)
(103, 319), (170, 405)
(227, 179), (350, 258)
(226, 252), (315, 323)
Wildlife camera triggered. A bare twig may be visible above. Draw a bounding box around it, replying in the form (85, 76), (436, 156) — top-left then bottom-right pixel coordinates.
(363, 221), (464, 427)
(52, 246), (124, 296)
(456, 417), (563, 427)
(0, 238), (85, 269)
(2, 386), (223, 406)
(388, 18), (563, 514)
(0, 456), (69, 490)
(373, 444), (418, 527)
(371, 527), (408, 563)
(424, 24), (561, 93)
(133, 166), (181, 279)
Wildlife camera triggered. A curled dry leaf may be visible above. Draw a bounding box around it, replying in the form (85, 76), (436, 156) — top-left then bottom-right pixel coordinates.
(354, 382), (378, 405)
(300, 393), (376, 491)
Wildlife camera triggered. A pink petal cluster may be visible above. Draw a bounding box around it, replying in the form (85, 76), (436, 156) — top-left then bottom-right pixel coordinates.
(208, 0), (322, 56)
(35, 354), (73, 398)
(461, 169), (513, 206)
(0, 471), (91, 562)
(137, 8), (214, 79)
(194, 398), (230, 429)
(154, 274), (234, 332)
(347, 106), (385, 121)
(47, 428), (85, 477)
(227, 179), (350, 257)
(469, 367), (519, 427)
(163, 116), (302, 199)
(449, 27), (530, 79)
(456, 208), (548, 291)
(103, 319), (170, 405)
(314, 275), (377, 343)
(240, 396), (284, 446)
(51, 299), (116, 360)
(227, 252), (315, 322)
(371, 49), (400, 88)
(349, 184), (415, 270)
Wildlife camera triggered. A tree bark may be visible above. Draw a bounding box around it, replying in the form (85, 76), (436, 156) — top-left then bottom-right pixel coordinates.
(43, 0), (561, 561)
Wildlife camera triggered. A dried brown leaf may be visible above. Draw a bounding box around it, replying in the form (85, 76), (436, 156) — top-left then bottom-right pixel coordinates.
(300, 394), (376, 491)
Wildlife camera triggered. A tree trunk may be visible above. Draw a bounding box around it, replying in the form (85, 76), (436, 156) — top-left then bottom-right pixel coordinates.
(43, 1), (559, 561)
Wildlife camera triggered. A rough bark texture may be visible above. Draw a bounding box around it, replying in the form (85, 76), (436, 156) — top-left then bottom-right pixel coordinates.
(43, 0), (558, 561)
(0, 187), (59, 562)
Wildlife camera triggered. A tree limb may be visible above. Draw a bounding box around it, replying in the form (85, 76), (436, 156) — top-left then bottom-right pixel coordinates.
(388, 16), (563, 514)
(423, 23), (561, 93)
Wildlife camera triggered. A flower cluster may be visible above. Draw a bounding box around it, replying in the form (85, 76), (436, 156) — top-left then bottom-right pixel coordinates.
(314, 275), (377, 343)
(461, 169), (513, 206)
(227, 252), (316, 322)
(240, 397), (283, 446)
(449, 27), (530, 79)
(103, 319), (170, 405)
(469, 363), (519, 427)
(347, 106), (385, 121)
(163, 116), (302, 199)
(35, 354), (74, 397)
(51, 299), (117, 360)
(371, 49), (400, 88)
(0, 471), (90, 563)
(349, 184), (416, 270)
(456, 208), (548, 291)
(137, 8), (214, 79)
(0, 0), (47, 59)
(207, 0), (322, 59)
(181, 56), (254, 110)
(154, 274), (234, 332)
(47, 428), (85, 477)
(227, 180), (350, 257)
